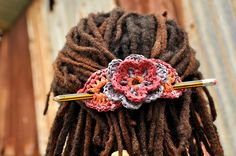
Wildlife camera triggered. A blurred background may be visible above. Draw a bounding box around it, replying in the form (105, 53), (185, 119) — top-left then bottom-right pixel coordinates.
(0, 0), (235, 155)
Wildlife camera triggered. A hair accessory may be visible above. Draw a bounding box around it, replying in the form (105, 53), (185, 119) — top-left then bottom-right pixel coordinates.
(53, 54), (217, 112)
(102, 54), (182, 110)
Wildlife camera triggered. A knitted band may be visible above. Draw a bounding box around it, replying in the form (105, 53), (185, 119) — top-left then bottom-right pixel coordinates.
(78, 54), (183, 112)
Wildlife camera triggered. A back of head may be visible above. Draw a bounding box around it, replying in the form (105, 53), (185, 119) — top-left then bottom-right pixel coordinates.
(46, 8), (223, 156)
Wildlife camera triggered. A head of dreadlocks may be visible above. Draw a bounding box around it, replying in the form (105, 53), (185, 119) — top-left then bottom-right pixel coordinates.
(46, 8), (223, 156)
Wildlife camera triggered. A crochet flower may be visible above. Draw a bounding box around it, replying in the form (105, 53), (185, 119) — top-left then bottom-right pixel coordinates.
(104, 54), (169, 109)
(78, 69), (122, 112)
(78, 54), (183, 112)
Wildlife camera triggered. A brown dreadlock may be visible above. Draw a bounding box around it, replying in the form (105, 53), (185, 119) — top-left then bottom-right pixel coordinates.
(45, 8), (223, 156)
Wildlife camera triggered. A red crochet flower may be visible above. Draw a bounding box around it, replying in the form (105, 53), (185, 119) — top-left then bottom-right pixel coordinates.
(104, 54), (183, 109)
(110, 56), (161, 103)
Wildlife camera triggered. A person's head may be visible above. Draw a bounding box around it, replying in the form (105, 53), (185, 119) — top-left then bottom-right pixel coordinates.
(46, 8), (223, 156)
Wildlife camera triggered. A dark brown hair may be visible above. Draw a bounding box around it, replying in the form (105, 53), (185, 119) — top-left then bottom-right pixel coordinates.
(45, 8), (223, 156)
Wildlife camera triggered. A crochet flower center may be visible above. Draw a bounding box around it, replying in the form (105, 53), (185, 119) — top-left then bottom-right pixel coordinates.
(131, 76), (143, 85)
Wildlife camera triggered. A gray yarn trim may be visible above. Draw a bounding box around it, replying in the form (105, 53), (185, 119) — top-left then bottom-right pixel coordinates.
(156, 63), (168, 82)
(125, 54), (145, 60)
(145, 85), (164, 103)
(103, 82), (142, 109)
(107, 59), (122, 80)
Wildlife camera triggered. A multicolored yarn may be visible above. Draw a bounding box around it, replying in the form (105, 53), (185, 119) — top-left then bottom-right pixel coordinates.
(78, 54), (183, 112)
(78, 69), (122, 112)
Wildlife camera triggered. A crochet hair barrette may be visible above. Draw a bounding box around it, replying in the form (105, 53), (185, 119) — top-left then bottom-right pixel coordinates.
(53, 54), (217, 112)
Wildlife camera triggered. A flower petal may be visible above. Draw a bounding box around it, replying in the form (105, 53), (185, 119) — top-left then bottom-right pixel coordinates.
(145, 85), (164, 103)
(120, 96), (142, 109)
(103, 82), (123, 102)
(156, 63), (168, 82)
(124, 86), (147, 103)
(107, 59), (122, 80)
(125, 54), (145, 61)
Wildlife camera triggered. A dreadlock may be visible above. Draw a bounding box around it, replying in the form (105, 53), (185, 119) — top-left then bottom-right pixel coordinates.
(45, 8), (224, 156)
